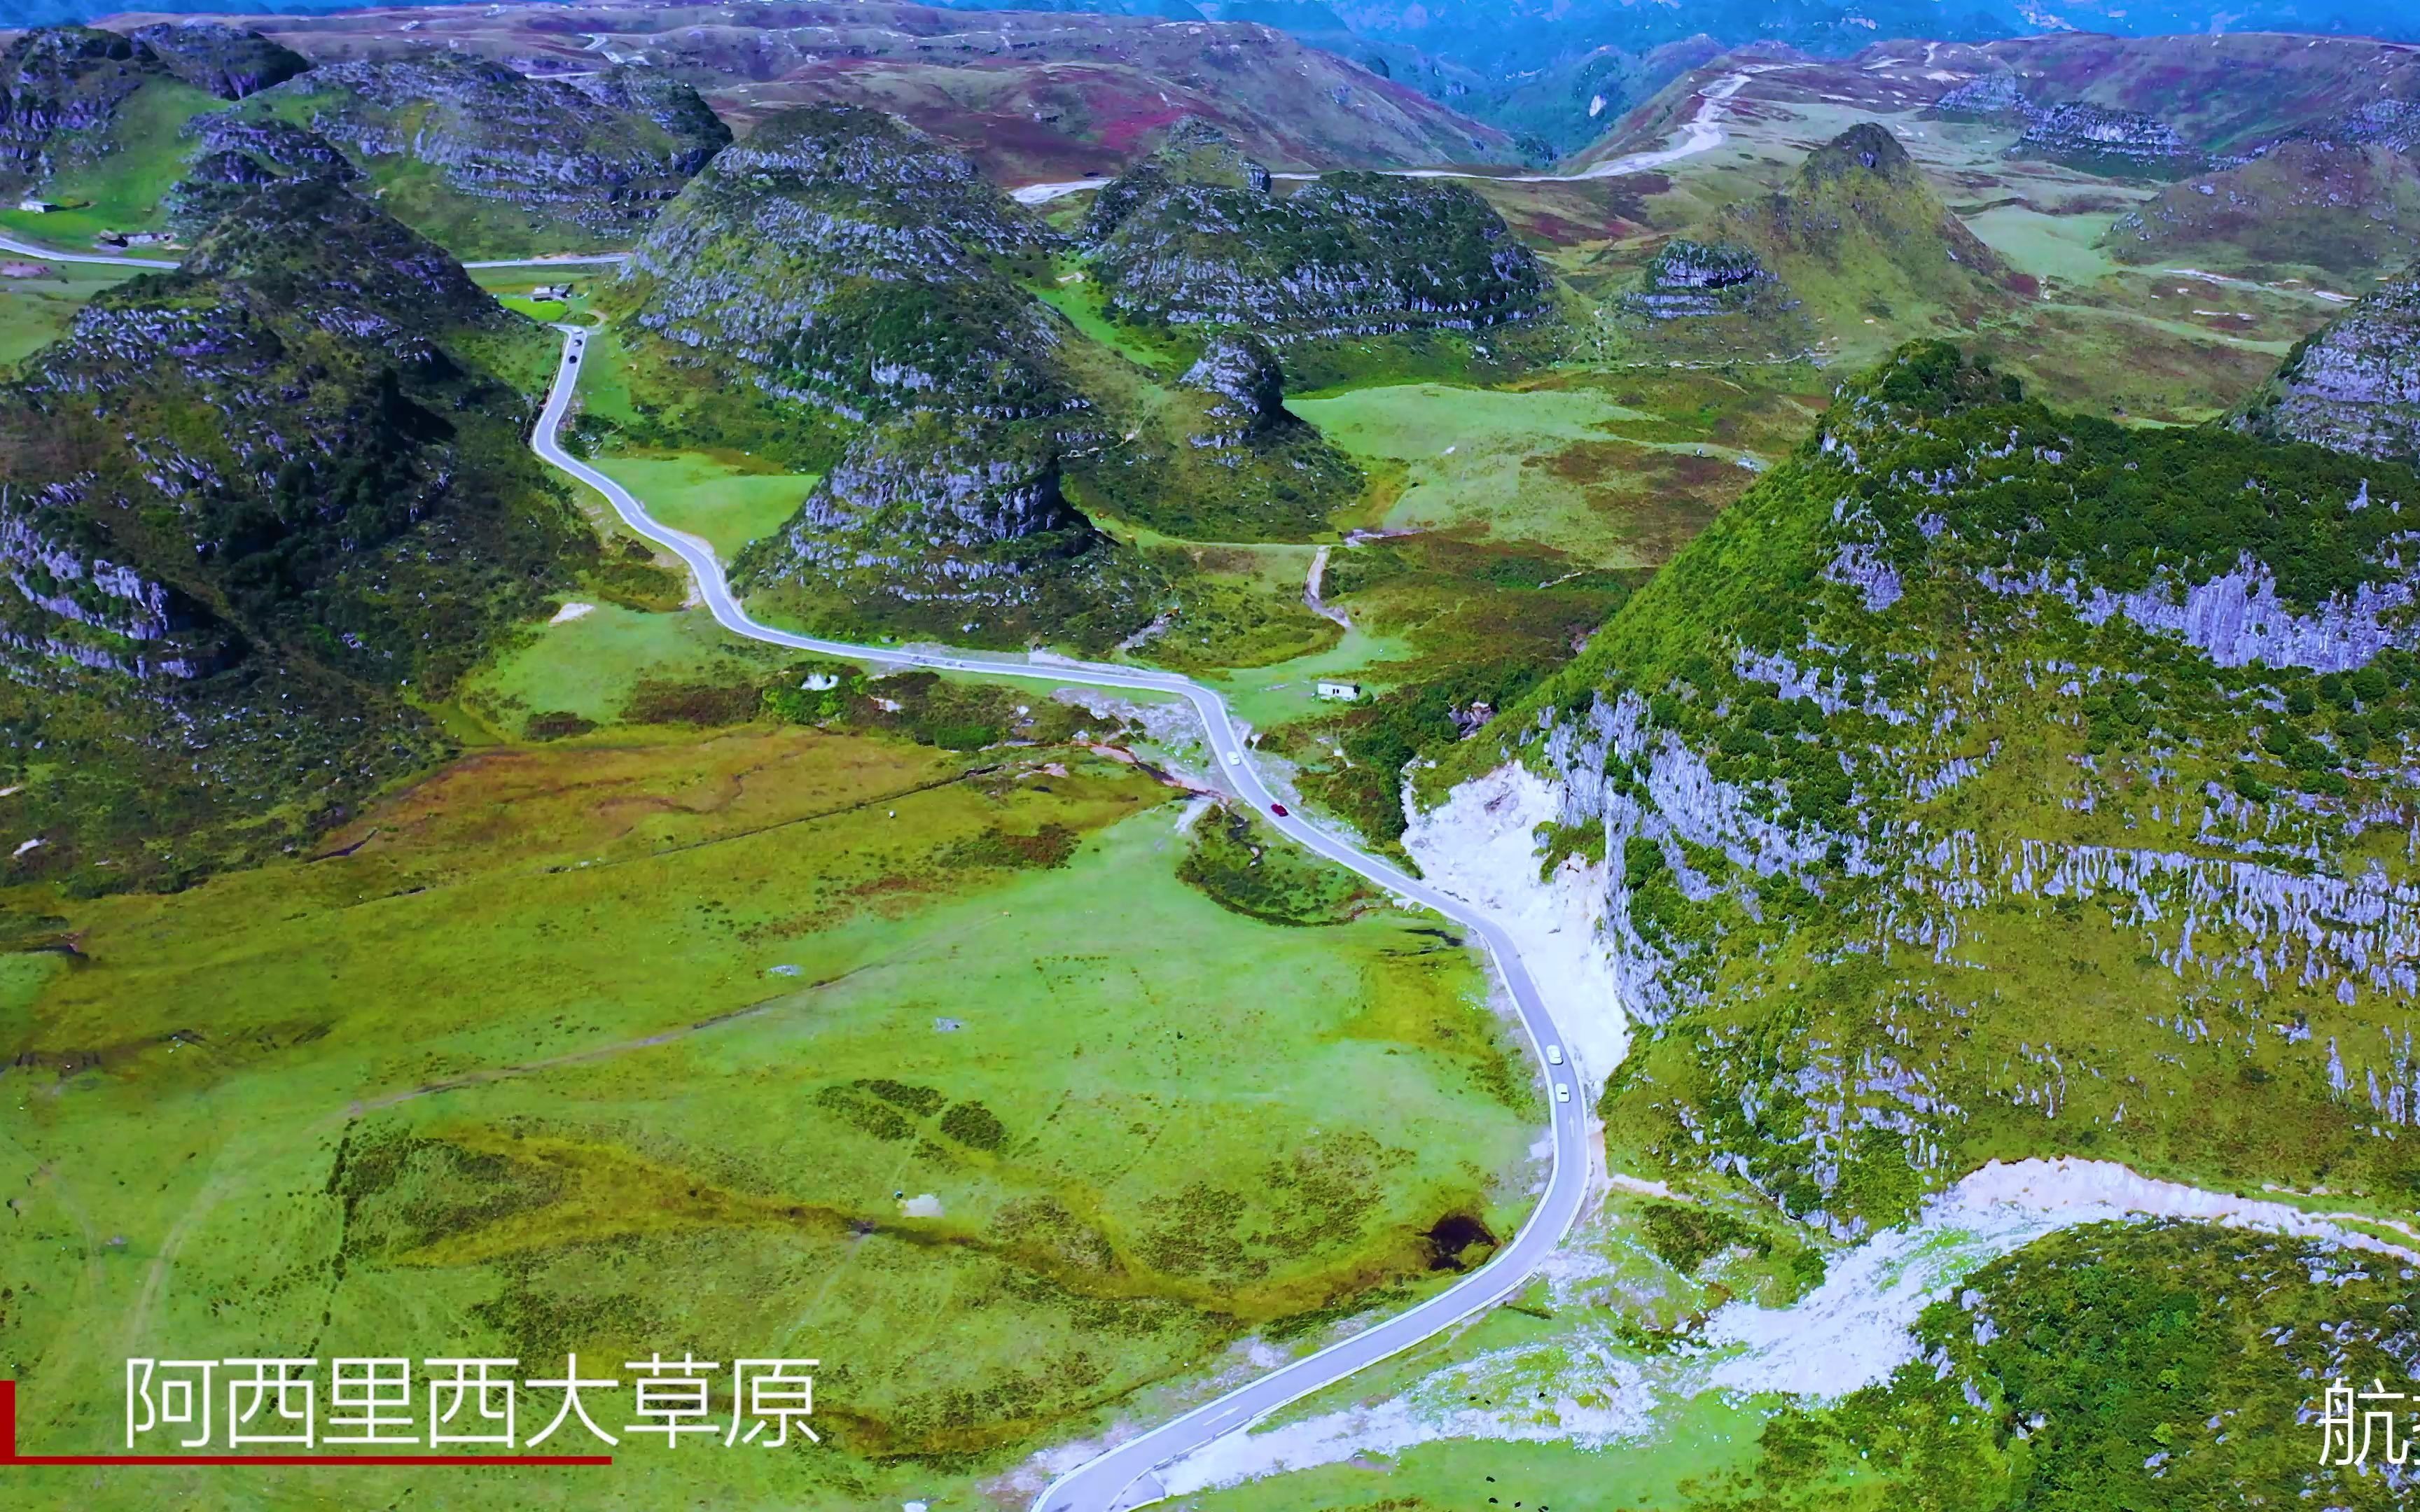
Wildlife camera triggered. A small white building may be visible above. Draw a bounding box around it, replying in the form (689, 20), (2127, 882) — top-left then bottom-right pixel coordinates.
(1315, 679), (1362, 702)
(531, 283), (573, 301)
(16, 198), (58, 214)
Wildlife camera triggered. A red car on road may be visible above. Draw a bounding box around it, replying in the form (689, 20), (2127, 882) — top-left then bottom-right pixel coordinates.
(1270, 804), (1289, 817)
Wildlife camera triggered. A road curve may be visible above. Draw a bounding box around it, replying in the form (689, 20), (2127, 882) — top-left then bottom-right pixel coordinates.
(528, 326), (1593, 1512)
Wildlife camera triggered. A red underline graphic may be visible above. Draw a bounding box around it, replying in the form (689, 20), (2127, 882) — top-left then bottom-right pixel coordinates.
(0, 1382), (612, 1466)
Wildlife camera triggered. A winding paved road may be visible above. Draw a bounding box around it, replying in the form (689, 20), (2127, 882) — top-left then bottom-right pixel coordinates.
(529, 327), (1593, 1512)
(0, 231), (630, 272)
(0, 232), (177, 268)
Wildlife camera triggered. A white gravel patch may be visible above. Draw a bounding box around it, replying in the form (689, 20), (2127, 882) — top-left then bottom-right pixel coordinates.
(1402, 764), (1625, 1093)
(1150, 1155), (2414, 1494)
(549, 600), (596, 624)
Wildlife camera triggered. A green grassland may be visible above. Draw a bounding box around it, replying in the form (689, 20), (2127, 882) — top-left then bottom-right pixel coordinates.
(0, 260), (139, 372)
(0, 76), (222, 247)
(1029, 264), (1190, 376)
(1295, 381), (1776, 571)
(0, 720), (1541, 1508)
(1552, 88), (2344, 426)
(457, 603), (792, 736)
(594, 451), (820, 564)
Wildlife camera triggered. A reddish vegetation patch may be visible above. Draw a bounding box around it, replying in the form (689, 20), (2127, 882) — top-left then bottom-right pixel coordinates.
(1541, 442), (1749, 567)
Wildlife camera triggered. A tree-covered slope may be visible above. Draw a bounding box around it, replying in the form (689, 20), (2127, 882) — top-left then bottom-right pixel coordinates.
(0, 178), (592, 886)
(232, 49), (731, 255)
(1493, 341), (2420, 1235)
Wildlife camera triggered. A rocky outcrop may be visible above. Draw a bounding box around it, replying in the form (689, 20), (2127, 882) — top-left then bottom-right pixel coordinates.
(1181, 331), (1288, 442)
(2014, 102), (2199, 175)
(125, 22), (307, 101)
(0, 498), (204, 681)
(1625, 239), (1776, 319)
(622, 104), (1157, 638)
(2332, 99), (2420, 155)
(2234, 264), (2420, 464)
(243, 50), (730, 244)
(1925, 74), (2200, 176)
(1491, 342), (2420, 1236)
(0, 26), (165, 185)
(611, 103), (1066, 424)
(0, 174), (587, 873)
(164, 113), (360, 232)
(1084, 122), (1546, 339)
(737, 413), (1156, 642)
(1924, 73), (2029, 126)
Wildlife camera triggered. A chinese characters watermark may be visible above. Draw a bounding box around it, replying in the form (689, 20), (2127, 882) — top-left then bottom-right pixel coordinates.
(126, 1354), (818, 1451)
(2316, 1378), (2415, 1467)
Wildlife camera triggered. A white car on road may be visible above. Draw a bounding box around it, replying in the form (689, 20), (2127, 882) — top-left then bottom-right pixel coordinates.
(1545, 1044), (1563, 1065)
(1555, 1083), (1571, 1103)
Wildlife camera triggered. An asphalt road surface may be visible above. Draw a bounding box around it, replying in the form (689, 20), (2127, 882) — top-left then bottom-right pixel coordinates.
(531, 326), (1597, 1512)
(0, 231), (630, 272)
(0, 231), (177, 268)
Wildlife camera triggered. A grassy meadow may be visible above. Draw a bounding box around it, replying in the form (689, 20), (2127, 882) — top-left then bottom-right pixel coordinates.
(0, 260), (141, 372)
(0, 719), (1541, 1507)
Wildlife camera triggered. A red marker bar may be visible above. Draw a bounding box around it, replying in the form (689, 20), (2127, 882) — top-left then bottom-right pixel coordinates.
(0, 1382), (611, 1466)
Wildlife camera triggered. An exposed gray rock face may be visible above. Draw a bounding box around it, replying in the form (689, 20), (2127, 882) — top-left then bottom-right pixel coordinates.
(2015, 102), (2199, 174)
(1926, 75), (2199, 175)
(795, 419), (1079, 558)
(1977, 553), (2420, 674)
(0, 26), (158, 183)
(615, 102), (1065, 424)
(249, 50), (730, 241)
(1181, 331), (1288, 442)
(2236, 265), (2420, 465)
(739, 412), (1153, 636)
(2334, 99), (2420, 155)
(0, 498), (201, 680)
(1085, 123), (1547, 338)
(1926, 73), (2029, 124)
(165, 113), (360, 232)
(1625, 238), (1776, 319)
(1086, 118), (1270, 235)
(125, 23), (307, 100)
